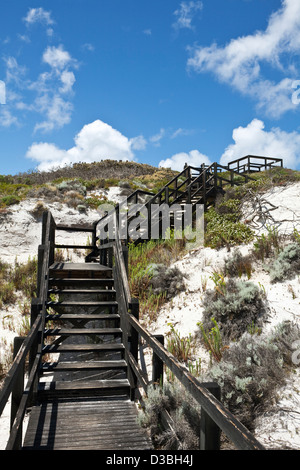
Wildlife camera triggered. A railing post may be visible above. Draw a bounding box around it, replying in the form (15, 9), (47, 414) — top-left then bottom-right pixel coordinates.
(49, 213), (55, 265)
(202, 164), (206, 207)
(200, 382), (221, 450)
(122, 245), (129, 278)
(165, 186), (169, 205)
(37, 244), (45, 297)
(11, 336), (25, 450)
(29, 299), (42, 406)
(129, 299), (139, 400)
(213, 162), (218, 189)
(152, 335), (164, 387)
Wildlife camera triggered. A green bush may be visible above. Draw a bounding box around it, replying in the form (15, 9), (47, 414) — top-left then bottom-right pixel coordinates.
(207, 321), (300, 431)
(204, 206), (254, 249)
(268, 243), (300, 282)
(201, 278), (267, 341)
(252, 226), (281, 261)
(56, 179), (86, 196)
(1, 195), (21, 206)
(224, 248), (253, 279)
(137, 383), (201, 450)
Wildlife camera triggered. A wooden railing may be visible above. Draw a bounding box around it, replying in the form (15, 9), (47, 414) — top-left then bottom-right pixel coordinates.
(227, 155), (283, 174)
(94, 159), (259, 244)
(0, 211), (56, 450)
(98, 212), (265, 450)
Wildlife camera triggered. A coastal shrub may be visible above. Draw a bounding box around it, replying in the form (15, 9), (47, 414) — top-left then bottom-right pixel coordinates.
(56, 179), (86, 196)
(252, 226), (281, 261)
(204, 206), (254, 249)
(224, 248), (253, 279)
(128, 237), (186, 320)
(11, 257), (37, 298)
(268, 243), (300, 282)
(167, 324), (194, 363)
(148, 264), (186, 301)
(207, 321), (300, 430)
(198, 317), (225, 362)
(30, 201), (48, 219)
(0, 281), (17, 307)
(1, 195), (20, 207)
(201, 278), (267, 341)
(137, 383), (201, 450)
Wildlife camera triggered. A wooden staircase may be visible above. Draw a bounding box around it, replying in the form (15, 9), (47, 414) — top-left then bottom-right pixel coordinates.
(22, 254), (151, 450)
(38, 262), (131, 401)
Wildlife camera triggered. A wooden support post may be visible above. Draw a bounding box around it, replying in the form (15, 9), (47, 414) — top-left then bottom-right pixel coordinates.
(152, 335), (164, 387)
(200, 382), (221, 450)
(29, 300), (41, 406)
(122, 245), (129, 278)
(11, 336), (25, 450)
(213, 162), (218, 189)
(165, 186), (169, 205)
(37, 244), (44, 298)
(202, 165), (206, 207)
(41, 211), (48, 244)
(108, 245), (113, 268)
(129, 299), (139, 400)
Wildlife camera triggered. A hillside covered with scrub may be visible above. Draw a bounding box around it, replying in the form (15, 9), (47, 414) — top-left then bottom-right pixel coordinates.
(1, 161), (300, 450)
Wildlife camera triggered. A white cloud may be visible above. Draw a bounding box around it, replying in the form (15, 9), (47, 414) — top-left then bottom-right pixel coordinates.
(4, 56), (27, 86)
(43, 45), (73, 70)
(23, 7), (54, 27)
(187, 0), (300, 117)
(159, 149), (212, 171)
(130, 135), (147, 150)
(0, 108), (18, 127)
(220, 118), (300, 169)
(34, 94), (73, 133)
(26, 119), (140, 171)
(171, 127), (194, 139)
(150, 128), (165, 146)
(59, 70), (76, 94)
(173, 1), (203, 30)
(81, 43), (95, 52)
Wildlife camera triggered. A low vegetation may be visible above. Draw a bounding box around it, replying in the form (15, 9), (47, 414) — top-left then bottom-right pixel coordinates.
(128, 234), (186, 322)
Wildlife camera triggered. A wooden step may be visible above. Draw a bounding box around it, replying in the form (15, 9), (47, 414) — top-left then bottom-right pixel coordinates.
(55, 244), (96, 250)
(38, 379), (130, 399)
(49, 278), (114, 286)
(46, 301), (118, 307)
(45, 313), (120, 322)
(48, 289), (116, 295)
(55, 224), (95, 232)
(49, 263), (112, 280)
(43, 342), (125, 354)
(42, 360), (127, 372)
(44, 327), (122, 336)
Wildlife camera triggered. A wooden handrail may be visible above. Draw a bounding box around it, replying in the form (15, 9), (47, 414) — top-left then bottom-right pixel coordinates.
(0, 210), (55, 449)
(126, 312), (264, 450)
(0, 315), (41, 418)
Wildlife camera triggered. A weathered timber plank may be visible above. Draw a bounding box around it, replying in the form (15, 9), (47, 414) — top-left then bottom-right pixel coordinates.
(23, 399), (152, 450)
(44, 327), (122, 336)
(42, 360), (127, 371)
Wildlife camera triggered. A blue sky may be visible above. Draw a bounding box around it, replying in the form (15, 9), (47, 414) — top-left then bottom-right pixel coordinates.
(1, 0), (300, 175)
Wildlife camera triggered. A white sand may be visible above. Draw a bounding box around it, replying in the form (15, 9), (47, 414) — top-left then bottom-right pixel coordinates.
(1, 183), (300, 449)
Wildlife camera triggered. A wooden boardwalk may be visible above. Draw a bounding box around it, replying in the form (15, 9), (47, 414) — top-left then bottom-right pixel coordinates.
(23, 398), (151, 450)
